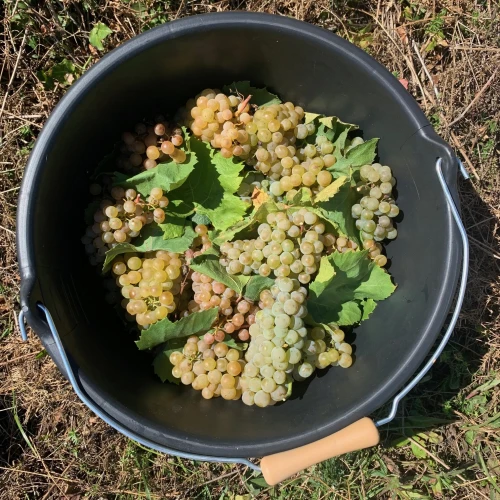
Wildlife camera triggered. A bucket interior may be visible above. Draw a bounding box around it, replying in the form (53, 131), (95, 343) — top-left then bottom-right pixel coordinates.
(20, 15), (459, 457)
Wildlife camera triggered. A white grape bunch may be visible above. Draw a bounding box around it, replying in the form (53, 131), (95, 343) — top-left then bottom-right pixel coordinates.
(170, 338), (247, 401)
(237, 277), (352, 408)
(112, 251), (183, 327)
(118, 120), (187, 171)
(82, 186), (168, 265)
(219, 207), (358, 283)
(183, 90), (342, 197)
(183, 89), (253, 159)
(351, 163), (400, 246)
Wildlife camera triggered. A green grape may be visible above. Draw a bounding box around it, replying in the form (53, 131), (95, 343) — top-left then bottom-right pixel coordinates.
(270, 181), (284, 196)
(387, 228), (398, 239)
(298, 362), (314, 378)
(380, 182), (392, 194)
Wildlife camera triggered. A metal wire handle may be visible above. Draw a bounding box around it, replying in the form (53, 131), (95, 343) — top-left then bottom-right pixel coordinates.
(18, 157), (468, 463)
(375, 158), (469, 427)
(18, 304), (260, 472)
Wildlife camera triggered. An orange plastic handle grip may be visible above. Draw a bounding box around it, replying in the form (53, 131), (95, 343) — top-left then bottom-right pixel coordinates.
(261, 417), (380, 486)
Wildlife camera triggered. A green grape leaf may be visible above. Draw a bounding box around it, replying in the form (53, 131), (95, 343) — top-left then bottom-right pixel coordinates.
(313, 176), (348, 203)
(190, 248), (251, 294)
(244, 276), (275, 301)
(153, 350), (177, 384)
(334, 301), (363, 325)
(212, 216), (255, 247)
(160, 225), (197, 250)
(102, 224), (196, 272)
(315, 123), (335, 142)
(222, 81), (281, 108)
(223, 338), (248, 351)
(308, 250), (395, 325)
(290, 187), (313, 206)
(197, 193), (248, 231)
(309, 256), (335, 296)
(332, 128), (356, 158)
(136, 308), (219, 350)
(113, 152), (197, 197)
(164, 198), (196, 218)
(166, 138), (248, 231)
(212, 199), (279, 246)
(305, 116), (358, 145)
(304, 112), (321, 124)
(317, 182), (360, 244)
(329, 138), (379, 178)
(191, 213), (211, 226)
(89, 22), (113, 51)
(213, 151), (245, 193)
(305, 261), (363, 326)
(159, 216), (186, 239)
(361, 298), (377, 321)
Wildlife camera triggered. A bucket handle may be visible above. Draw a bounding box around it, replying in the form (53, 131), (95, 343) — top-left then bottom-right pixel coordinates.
(259, 157), (470, 484)
(18, 158), (469, 484)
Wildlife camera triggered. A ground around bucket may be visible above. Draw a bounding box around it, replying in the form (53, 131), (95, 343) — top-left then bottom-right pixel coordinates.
(1, 1), (499, 498)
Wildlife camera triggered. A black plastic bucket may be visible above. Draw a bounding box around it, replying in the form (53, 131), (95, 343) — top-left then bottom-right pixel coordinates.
(17, 12), (466, 467)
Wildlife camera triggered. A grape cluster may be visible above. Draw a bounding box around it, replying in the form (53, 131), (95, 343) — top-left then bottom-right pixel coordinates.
(187, 272), (258, 342)
(112, 251), (184, 327)
(184, 88), (253, 159)
(352, 163), (399, 242)
(183, 89), (346, 197)
(82, 186), (169, 266)
(258, 127), (341, 199)
(118, 120), (187, 172)
(219, 208), (346, 284)
(170, 339), (247, 401)
(237, 277), (352, 407)
(362, 239), (387, 267)
(233, 100), (340, 197)
(184, 224), (212, 263)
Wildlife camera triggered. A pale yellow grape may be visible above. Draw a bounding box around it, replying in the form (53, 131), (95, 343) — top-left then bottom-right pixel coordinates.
(317, 170), (333, 187)
(221, 373), (236, 389)
(181, 372), (195, 385)
(208, 369), (222, 384)
(339, 353), (353, 368)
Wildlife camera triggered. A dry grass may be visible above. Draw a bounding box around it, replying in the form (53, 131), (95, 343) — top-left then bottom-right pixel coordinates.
(1, 0), (499, 498)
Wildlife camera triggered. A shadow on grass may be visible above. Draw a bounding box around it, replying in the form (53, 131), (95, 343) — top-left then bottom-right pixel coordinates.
(372, 176), (499, 467)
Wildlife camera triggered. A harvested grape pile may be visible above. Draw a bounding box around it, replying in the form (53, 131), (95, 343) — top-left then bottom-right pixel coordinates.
(82, 82), (397, 408)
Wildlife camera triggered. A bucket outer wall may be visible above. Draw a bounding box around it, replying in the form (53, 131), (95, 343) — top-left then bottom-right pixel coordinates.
(17, 13), (461, 458)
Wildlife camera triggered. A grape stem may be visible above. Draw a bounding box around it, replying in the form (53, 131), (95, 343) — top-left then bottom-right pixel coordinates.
(234, 95), (252, 117)
(179, 269), (192, 295)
